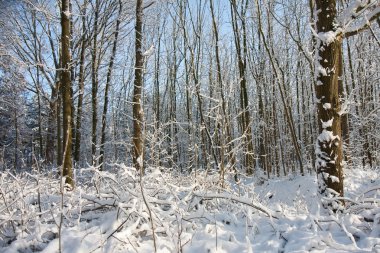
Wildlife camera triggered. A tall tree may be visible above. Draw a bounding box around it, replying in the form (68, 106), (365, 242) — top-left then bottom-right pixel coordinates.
(61, 0), (74, 188)
(91, 0), (100, 166)
(314, 0), (380, 211)
(209, 0), (236, 181)
(74, 0), (88, 164)
(99, 0), (123, 170)
(314, 0), (344, 211)
(133, 0), (145, 173)
(230, 0), (255, 175)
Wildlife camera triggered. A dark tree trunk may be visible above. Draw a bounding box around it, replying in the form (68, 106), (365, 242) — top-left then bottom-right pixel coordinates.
(45, 87), (58, 166)
(91, 0), (100, 166)
(57, 84), (62, 167)
(61, 0), (74, 188)
(314, 0), (343, 211)
(133, 0), (145, 173)
(74, 1), (87, 164)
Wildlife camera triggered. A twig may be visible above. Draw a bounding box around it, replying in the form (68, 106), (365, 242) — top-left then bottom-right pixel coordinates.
(193, 192), (278, 219)
(139, 171), (157, 252)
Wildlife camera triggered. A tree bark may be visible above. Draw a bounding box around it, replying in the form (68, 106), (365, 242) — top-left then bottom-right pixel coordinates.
(314, 0), (343, 211)
(57, 81), (62, 167)
(61, 0), (74, 188)
(74, 1), (88, 164)
(91, 0), (100, 166)
(45, 86), (58, 166)
(133, 0), (145, 173)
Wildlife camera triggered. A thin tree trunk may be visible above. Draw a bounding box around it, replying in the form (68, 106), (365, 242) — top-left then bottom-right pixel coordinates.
(91, 0), (100, 166)
(210, 0), (236, 177)
(36, 86), (43, 159)
(32, 11), (44, 161)
(69, 0), (75, 155)
(61, 0), (74, 188)
(14, 110), (18, 171)
(99, 0), (122, 170)
(57, 83), (62, 167)
(340, 48), (350, 164)
(133, 0), (145, 173)
(45, 87), (58, 166)
(74, 1), (88, 164)
(230, 0), (255, 174)
(255, 0), (304, 175)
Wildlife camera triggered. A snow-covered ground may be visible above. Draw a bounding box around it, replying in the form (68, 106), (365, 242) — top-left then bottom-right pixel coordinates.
(0, 166), (379, 253)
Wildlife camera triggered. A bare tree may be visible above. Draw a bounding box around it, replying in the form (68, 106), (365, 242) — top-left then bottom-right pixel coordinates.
(74, 0), (88, 164)
(99, 0), (123, 170)
(230, 0), (255, 175)
(91, 0), (100, 166)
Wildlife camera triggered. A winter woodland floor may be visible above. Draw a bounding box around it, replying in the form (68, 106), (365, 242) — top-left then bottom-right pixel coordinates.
(0, 165), (379, 253)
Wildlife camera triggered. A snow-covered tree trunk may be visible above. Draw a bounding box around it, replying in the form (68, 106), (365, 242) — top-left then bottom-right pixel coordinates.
(133, 0), (145, 173)
(314, 0), (344, 211)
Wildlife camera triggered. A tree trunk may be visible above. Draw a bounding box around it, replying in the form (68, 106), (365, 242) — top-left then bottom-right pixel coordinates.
(91, 0), (100, 166)
(314, 0), (343, 211)
(99, 0), (122, 170)
(230, 0), (255, 175)
(57, 83), (62, 167)
(210, 0), (236, 179)
(133, 0), (145, 173)
(61, 0), (74, 188)
(14, 109), (18, 171)
(74, 1), (87, 164)
(45, 87), (58, 166)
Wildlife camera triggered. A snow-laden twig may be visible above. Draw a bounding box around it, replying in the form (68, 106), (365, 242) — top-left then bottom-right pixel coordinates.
(193, 192), (278, 219)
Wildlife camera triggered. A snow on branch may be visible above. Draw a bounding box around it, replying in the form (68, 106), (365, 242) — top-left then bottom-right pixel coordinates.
(338, 0), (380, 37)
(193, 192), (278, 219)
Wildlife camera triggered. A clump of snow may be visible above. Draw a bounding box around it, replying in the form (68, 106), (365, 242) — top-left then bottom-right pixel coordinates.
(137, 155), (143, 169)
(317, 31), (337, 45)
(321, 118), (333, 129)
(316, 64), (327, 77)
(318, 129), (339, 143)
(323, 103), (331, 110)
(62, 10), (70, 18)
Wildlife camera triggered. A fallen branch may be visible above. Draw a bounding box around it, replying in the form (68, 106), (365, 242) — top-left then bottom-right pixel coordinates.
(193, 192), (278, 219)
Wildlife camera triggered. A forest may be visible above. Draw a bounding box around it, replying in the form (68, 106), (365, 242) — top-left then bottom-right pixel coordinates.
(0, 0), (379, 252)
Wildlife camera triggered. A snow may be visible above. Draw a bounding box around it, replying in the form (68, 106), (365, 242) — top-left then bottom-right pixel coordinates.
(323, 103), (332, 110)
(321, 118), (333, 129)
(317, 31), (337, 45)
(337, 1), (380, 36)
(0, 166), (379, 252)
(63, 11), (70, 18)
(316, 63), (328, 77)
(142, 45), (155, 57)
(317, 129), (339, 143)
(137, 155), (143, 169)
